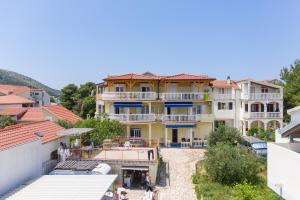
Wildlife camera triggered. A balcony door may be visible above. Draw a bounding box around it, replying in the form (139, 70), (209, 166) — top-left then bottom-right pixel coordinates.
(130, 128), (141, 138)
(172, 129), (178, 143)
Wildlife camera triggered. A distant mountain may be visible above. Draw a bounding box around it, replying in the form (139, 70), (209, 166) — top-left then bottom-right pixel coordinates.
(0, 69), (60, 96)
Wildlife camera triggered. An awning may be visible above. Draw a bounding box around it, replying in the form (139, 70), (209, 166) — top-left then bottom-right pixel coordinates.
(57, 128), (94, 136)
(114, 102), (143, 107)
(121, 166), (149, 171)
(164, 102), (193, 107)
(166, 124), (195, 128)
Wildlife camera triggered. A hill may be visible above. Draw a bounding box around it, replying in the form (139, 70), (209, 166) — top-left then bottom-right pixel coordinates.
(0, 69), (60, 96)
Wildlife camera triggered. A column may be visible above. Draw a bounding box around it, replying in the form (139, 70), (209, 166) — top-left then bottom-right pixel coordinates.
(149, 123), (152, 147)
(127, 125), (130, 138)
(190, 128), (193, 147)
(263, 122), (267, 131)
(264, 103), (267, 118)
(149, 102), (152, 114)
(165, 127), (168, 147)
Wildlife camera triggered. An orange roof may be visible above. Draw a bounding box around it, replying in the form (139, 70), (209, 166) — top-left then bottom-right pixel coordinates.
(0, 121), (65, 150)
(43, 105), (82, 123)
(104, 73), (215, 81)
(0, 84), (31, 95)
(0, 108), (28, 116)
(0, 94), (34, 104)
(19, 107), (44, 121)
(211, 80), (240, 89)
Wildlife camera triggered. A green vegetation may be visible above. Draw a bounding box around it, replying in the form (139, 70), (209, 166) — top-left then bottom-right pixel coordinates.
(60, 82), (96, 119)
(0, 69), (60, 96)
(193, 125), (282, 200)
(247, 128), (275, 142)
(0, 116), (17, 128)
(208, 125), (243, 146)
(280, 60), (300, 122)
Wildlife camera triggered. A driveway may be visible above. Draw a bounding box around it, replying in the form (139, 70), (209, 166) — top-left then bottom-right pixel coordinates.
(157, 148), (205, 200)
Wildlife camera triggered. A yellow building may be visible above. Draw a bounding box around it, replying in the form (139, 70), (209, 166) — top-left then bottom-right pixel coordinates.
(96, 73), (216, 147)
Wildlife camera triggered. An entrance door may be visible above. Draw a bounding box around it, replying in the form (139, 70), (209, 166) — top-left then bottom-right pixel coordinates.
(172, 129), (178, 143)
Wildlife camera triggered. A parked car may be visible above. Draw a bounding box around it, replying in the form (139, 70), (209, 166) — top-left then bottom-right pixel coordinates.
(241, 136), (267, 158)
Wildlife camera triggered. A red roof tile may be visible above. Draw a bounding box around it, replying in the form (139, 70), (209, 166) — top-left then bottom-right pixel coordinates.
(0, 108), (28, 116)
(0, 121), (65, 150)
(163, 73), (215, 80)
(19, 107), (44, 121)
(0, 84), (31, 95)
(43, 105), (82, 123)
(0, 94), (34, 104)
(104, 73), (159, 81)
(211, 80), (240, 89)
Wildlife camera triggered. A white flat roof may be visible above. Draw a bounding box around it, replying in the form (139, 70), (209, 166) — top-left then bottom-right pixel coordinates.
(4, 175), (117, 200)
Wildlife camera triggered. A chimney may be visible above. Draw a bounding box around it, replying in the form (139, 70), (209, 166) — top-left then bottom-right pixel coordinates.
(226, 76), (231, 85)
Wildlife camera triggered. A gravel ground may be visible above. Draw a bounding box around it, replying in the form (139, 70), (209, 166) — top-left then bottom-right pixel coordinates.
(157, 148), (205, 200)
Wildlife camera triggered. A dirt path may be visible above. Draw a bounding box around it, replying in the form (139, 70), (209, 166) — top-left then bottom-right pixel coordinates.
(157, 148), (205, 200)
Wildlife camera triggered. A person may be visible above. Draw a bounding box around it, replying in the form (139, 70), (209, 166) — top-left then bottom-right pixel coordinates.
(145, 172), (152, 192)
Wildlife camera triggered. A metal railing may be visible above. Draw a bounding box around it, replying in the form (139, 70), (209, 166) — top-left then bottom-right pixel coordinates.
(109, 114), (156, 122)
(249, 93), (282, 100)
(102, 92), (157, 100)
(162, 114), (196, 122)
(160, 92), (211, 100)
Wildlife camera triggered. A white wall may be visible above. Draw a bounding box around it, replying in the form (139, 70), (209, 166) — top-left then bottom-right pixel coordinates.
(290, 111), (300, 122)
(41, 136), (68, 163)
(0, 140), (42, 195)
(268, 143), (300, 200)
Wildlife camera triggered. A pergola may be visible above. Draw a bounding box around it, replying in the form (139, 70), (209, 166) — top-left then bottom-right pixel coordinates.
(280, 121), (300, 142)
(57, 128), (94, 136)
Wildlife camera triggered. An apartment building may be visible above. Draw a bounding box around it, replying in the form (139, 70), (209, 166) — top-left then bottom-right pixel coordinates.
(96, 73), (283, 146)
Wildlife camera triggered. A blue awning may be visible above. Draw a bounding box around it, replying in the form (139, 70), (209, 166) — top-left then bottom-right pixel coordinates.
(114, 102), (143, 107)
(166, 124), (195, 128)
(164, 102), (193, 107)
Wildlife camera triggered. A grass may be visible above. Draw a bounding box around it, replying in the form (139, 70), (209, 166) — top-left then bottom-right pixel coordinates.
(193, 161), (283, 200)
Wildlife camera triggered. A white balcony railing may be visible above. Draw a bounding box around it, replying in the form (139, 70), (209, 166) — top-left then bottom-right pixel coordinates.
(249, 112), (265, 118)
(102, 92), (157, 100)
(160, 93), (211, 100)
(249, 93), (282, 100)
(266, 112), (281, 118)
(196, 114), (214, 122)
(214, 93), (234, 100)
(109, 114), (156, 122)
(162, 115), (196, 122)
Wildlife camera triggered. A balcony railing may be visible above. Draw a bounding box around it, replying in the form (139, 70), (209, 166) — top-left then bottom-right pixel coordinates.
(249, 112), (265, 118)
(214, 93), (234, 100)
(109, 114), (156, 122)
(196, 114), (214, 122)
(160, 93), (211, 100)
(246, 112), (282, 118)
(249, 93), (282, 100)
(102, 92), (157, 100)
(162, 114), (196, 122)
(266, 112), (281, 118)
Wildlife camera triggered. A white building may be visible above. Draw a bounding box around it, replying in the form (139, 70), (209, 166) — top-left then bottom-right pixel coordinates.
(0, 121), (68, 196)
(268, 106), (300, 200)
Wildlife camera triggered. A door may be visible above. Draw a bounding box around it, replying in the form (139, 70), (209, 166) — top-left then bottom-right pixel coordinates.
(172, 129), (178, 143)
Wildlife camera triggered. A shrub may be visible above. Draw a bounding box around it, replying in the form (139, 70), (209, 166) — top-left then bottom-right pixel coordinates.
(246, 127), (258, 136)
(56, 119), (75, 129)
(0, 116), (16, 128)
(208, 125), (243, 146)
(204, 143), (260, 185)
(233, 182), (256, 200)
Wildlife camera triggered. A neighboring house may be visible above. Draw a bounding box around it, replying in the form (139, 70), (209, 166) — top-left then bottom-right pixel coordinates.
(95, 73), (283, 146)
(0, 94), (34, 111)
(0, 84), (50, 107)
(0, 121), (67, 196)
(0, 108), (28, 120)
(268, 106), (300, 200)
(19, 105), (82, 123)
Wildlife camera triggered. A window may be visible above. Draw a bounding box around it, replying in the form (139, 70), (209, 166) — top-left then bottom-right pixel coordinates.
(98, 105), (105, 113)
(98, 86), (105, 94)
(130, 128), (141, 138)
(115, 85), (125, 92)
(218, 88), (225, 94)
(228, 102), (233, 110)
(250, 86), (255, 93)
(115, 107), (125, 114)
(141, 105), (150, 114)
(245, 104), (248, 112)
(141, 86), (150, 92)
(261, 87), (268, 93)
(218, 102), (226, 110)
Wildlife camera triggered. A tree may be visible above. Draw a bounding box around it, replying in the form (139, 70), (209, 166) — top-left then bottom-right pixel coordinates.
(204, 143), (260, 185)
(80, 96), (96, 118)
(280, 60), (300, 122)
(60, 84), (78, 110)
(56, 119), (75, 129)
(0, 116), (16, 128)
(208, 125), (243, 146)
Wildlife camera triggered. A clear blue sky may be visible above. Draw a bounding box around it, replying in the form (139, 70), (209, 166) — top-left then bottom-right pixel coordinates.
(0, 0), (299, 89)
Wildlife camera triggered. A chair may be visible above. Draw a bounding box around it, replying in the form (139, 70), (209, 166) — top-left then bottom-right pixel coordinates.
(181, 138), (186, 142)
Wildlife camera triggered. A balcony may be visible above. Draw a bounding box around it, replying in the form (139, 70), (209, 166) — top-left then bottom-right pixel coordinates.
(266, 112), (281, 118)
(102, 92), (157, 100)
(196, 114), (214, 122)
(162, 114), (196, 123)
(244, 112), (282, 119)
(250, 112), (265, 118)
(249, 93), (282, 100)
(109, 114), (156, 122)
(160, 92), (211, 101)
(214, 93), (234, 100)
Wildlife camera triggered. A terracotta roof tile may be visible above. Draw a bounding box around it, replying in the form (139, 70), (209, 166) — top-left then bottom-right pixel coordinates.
(0, 94), (34, 104)
(163, 73), (215, 80)
(0, 84), (31, 95)
(0, 108), (28, 116)
(104, 73), (159, 81)
(19, 107), (44, 121)
(211, 80), (240, 89)
(0, 121), (65, 150)
(43, 105), (82, 123)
